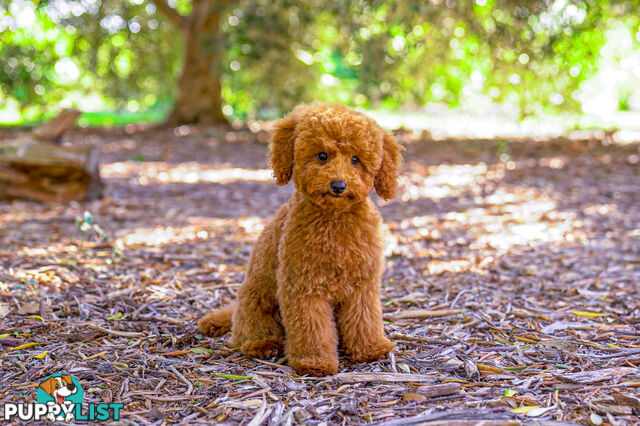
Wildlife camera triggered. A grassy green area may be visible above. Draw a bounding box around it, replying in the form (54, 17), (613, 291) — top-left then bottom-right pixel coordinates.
(0, 103), (170, 128)
(77, 108), (168, 127)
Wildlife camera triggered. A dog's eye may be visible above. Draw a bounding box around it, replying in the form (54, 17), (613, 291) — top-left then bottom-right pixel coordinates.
(351, 156), (359, 165)
(317, 152), (328, 162)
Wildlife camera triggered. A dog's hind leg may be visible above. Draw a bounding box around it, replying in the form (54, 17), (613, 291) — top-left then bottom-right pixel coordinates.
(228, 208), (288, 358)
(198, 290), (284, 358)
(198, 206), (288, 358)
(197, 304), (235, 336)
(231, 275), (284, 358)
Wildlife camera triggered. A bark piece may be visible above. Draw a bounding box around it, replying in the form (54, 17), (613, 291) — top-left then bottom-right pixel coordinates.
(554, 367), (636, 384)
(374, 408), (519, 426)
(415, 383), (462, 398)
(385, 309), (464, 320)
(402, 392), (427, 402)
(333, 372), (437, 384)
(612, 393), (640, 413)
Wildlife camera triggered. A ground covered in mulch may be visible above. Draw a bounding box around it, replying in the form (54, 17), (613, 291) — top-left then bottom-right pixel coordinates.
(1, 125), (639, 425)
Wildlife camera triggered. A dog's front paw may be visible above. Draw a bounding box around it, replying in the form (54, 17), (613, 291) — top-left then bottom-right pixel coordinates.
(289, 357), (338, 377)
(240, 337), (284, 358)
(348, 337), (395, 363)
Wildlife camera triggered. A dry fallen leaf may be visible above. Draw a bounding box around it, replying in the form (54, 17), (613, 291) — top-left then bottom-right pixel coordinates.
(402, 392), (427, 402)
(16, 302), (40, 315)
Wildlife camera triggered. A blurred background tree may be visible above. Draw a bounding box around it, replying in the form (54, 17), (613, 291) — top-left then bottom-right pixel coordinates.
(1, 0), (639, 125)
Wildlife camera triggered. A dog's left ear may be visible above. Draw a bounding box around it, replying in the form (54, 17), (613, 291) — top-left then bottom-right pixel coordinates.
(374, 130), (403, 200)
(269, 105), (306, 186)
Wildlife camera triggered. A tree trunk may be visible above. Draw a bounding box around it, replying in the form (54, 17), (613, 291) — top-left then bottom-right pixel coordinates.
(167, 10), (228, 126)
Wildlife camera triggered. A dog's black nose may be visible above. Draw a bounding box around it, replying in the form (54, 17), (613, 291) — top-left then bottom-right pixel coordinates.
(330, 181), (346, 194)
(67, 383), (76, 391)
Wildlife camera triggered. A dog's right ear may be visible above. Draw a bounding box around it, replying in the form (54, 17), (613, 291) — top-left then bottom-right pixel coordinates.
(269, 105), (305, 186)
(39, 377), (56, 396)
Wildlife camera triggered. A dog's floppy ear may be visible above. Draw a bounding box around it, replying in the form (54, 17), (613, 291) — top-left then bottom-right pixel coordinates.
(374, 130), (403, 200)
(39, 377), (56, 396)
(269, 105), (306, 186)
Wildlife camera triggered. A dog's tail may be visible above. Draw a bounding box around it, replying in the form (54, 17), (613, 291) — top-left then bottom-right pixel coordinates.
(197, 304), (235, 337)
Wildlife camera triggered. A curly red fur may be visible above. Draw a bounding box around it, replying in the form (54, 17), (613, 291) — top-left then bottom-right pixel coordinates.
(198, 103), (403, 376)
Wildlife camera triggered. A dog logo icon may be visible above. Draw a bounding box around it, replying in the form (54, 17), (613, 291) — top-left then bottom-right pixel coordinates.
(37, 374), (83, 422)
(3, 372), (121, 422)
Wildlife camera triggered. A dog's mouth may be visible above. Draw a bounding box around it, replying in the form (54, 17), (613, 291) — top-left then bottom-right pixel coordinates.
(325, 193), (355, 200)
(56, 394), (65, 404)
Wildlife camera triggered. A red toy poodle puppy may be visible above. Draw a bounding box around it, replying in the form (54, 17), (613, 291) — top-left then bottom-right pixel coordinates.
(198, 103), (403, 376)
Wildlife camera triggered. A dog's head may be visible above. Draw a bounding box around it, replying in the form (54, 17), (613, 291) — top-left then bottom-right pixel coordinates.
(39, 375), (77, 405)
(269, 103), (403, 209)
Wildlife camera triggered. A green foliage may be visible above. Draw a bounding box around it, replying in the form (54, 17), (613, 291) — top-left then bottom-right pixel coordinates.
(75, 211), (107, 242)
(74, 210), (123, 263)
(0, 0), (179, 121)
(1, 0), (640, 122)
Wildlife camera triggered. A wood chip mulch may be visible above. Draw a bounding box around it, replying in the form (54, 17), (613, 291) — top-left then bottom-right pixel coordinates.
(1, 127), (639, 425)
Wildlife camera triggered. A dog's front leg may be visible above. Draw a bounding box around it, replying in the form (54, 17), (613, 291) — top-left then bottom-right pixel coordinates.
(279, 295), (338, 376)
(46, 402), (58, 422)
(337, 287), (395, 362)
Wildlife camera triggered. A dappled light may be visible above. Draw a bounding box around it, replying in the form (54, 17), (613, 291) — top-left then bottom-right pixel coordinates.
(115, 216), (265, 248)
(102, 162), (273, 185)
(399, 163), (495, 202)
(2, 0), (640, 423)
(2, 129), (639, 424)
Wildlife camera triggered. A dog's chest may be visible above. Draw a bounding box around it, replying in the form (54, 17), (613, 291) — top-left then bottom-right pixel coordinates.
(280, 207), (383, 297)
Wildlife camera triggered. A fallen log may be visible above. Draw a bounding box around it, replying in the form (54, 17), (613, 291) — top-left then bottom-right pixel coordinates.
(0, 110), (102, 202)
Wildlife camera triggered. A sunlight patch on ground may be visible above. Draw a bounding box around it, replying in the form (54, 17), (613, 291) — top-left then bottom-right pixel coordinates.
(116, 225), (210, 247)
(583, 203), (618, 216)
(17, 245), (76, 257)
(538, 156), (566, 169)
(0, 206), (68, 227)
(398, 158), (574, 204)
(476, 220), (580, 251)
(426, 258), (474, 274)
(390, 159), (592, 273)
(114, 216), (266, 248)
(102, 162), (273, 185)
(399, 163), (496, 201)
(238, 217), (266, 233)
(447, 196), (583, 251)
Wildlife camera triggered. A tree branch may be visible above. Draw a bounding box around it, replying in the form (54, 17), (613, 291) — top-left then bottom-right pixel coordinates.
(192, 0), (238, 33)
(151, 0), (186, 29)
